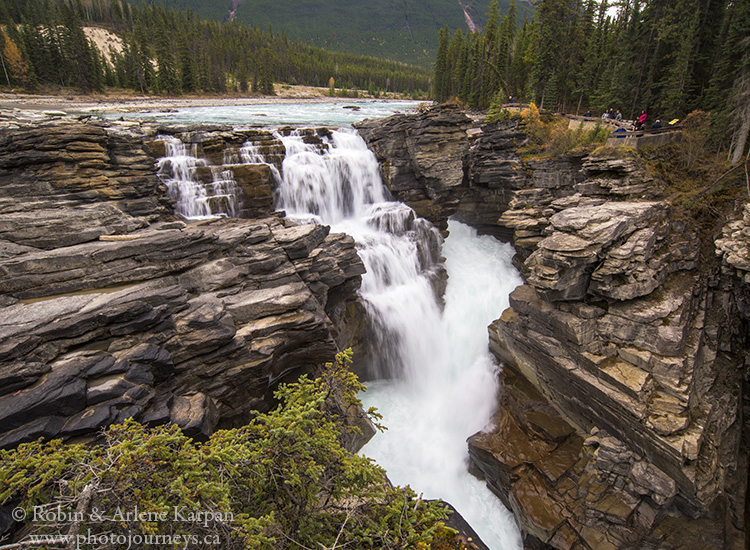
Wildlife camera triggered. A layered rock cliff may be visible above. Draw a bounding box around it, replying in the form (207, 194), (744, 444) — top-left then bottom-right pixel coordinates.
(0, 119), (367, 450)
(355, 105), (528, 238)
(357, 105), (749, 550)
(3, 106), (747, 549)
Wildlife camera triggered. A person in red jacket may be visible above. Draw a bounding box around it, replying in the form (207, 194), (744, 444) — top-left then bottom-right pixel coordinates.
(637, 110), (647, 130)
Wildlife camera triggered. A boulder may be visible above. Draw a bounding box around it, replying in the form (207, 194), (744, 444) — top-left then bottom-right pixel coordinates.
(169, 393), (220, 439)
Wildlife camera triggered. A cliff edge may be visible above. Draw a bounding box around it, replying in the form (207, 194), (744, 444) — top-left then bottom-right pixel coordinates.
(357, 105), (749, 550)
(0, 119), (368, 453)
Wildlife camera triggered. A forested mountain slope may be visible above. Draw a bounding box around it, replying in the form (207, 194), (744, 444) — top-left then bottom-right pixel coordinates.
(129, 0), (534, 67)
(0, 0), (433, 96)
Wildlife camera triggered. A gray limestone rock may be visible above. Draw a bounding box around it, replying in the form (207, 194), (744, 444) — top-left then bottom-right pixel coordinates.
(0, 120), (367, 449)
(169, 393), (220, 439)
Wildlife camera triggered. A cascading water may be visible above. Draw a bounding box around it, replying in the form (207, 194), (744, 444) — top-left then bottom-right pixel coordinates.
(272, 128), (523, 549)
(157, 137), (240, 219)
(360, 220), (523, 549)
(276, 129), (445, 379)
(276, 130), (389, 224)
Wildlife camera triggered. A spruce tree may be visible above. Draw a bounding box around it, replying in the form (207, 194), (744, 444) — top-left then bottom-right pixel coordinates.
(497, 0), (517, 90)
(447, 28), (464, 98)
(434, 27), (450, 102)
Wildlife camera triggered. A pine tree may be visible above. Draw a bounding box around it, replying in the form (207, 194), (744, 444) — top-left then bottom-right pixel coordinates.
(497, 0), (517, 90)
(434, 27), (450, 102)
(531, 0), (573, 107)
(447, 28), (464, 98)
(478, 0), (501, 108)
(179, 32), (197, 93)
(657, 0), (701, 118)
(155, 28), (179, 95)
(258, 47), (274, 95)
(510, 19), (534, 100)
(61, 4), (102, 92)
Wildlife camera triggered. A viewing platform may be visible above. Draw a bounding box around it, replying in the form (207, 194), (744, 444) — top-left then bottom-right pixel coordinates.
(496, 108), (682, 151)
(565, 114), (681, 150)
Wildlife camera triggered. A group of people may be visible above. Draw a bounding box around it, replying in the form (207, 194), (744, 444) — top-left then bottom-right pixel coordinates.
(600, 108), (623, 121)
(636, 110), (664, 130)
(609, 109), (665, 138)
(587, 108), (664, 132)
(584, 108), (624, 121)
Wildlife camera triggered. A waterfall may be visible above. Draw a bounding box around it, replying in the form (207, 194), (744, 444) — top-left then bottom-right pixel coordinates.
(276, 130), (390, 225)
(360, 220), (523, 549)
(275, 129), (445, 379)
(238, 142), (270, 164)
(272, 128), (523, 549)
(156, 126), (522, 548)
(157, 137), (240, 219)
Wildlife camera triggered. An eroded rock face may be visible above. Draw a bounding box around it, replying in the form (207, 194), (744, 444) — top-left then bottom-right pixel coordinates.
(355, 104), (473, 232)
(0, 120), (368, 450)
(477, 145), (748, 549)
(356, 108), (576, 240)
(351, 105), (747, 550)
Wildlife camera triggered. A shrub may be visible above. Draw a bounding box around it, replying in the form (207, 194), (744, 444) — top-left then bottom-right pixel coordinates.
(1, 351), (453, 549)
(510, 103), (610, 156)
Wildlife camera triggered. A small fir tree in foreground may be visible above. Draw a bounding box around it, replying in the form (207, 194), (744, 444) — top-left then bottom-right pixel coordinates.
(1, 350), (458, 549)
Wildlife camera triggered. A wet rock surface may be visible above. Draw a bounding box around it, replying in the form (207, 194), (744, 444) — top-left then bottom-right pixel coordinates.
(0, 119), (366, 449)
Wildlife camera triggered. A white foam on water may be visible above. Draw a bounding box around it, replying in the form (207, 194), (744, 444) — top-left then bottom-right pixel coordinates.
(273, 128), (523, 549)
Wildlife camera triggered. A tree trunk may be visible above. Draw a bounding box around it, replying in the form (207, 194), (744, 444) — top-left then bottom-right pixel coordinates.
(730, 52), (750, 165)
(730, 106), (749, 165)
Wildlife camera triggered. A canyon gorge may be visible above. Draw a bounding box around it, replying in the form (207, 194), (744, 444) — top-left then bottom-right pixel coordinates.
(0, 104), (747, 550)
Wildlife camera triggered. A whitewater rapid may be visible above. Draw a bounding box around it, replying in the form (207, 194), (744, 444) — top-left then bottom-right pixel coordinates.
(159, 126), (523, 549)
(359, 220), (523, 549)
(275, 129), (523, 549)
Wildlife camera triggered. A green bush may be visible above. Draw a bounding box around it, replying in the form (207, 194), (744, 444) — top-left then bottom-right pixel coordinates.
(502, 103), (611, 157)
(1, 350), (452, 549)
(485, 91), (521, 124)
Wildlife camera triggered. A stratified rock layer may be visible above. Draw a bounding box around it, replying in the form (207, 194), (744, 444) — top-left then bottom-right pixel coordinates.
(0, 119), (367, 450)
(356, 106), (529, 238)
(357, 107), (748, 550)
(478, 148), (747, 549)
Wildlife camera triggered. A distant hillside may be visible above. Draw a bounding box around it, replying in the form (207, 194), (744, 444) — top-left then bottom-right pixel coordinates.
(129, 0), (534, 67)
(1, 0), (432, 97)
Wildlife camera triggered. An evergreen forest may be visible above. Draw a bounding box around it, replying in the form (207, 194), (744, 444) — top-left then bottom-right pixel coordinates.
(434, 0), (750, 160)
(0, 0), (432, 97)
(126, 0), (534, 69)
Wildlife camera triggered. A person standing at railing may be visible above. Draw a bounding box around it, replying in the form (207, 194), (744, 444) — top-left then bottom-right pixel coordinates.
(636, 110), (647, 130)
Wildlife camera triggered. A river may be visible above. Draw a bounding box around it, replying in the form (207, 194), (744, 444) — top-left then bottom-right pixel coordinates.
(156, 102), (523, 549)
